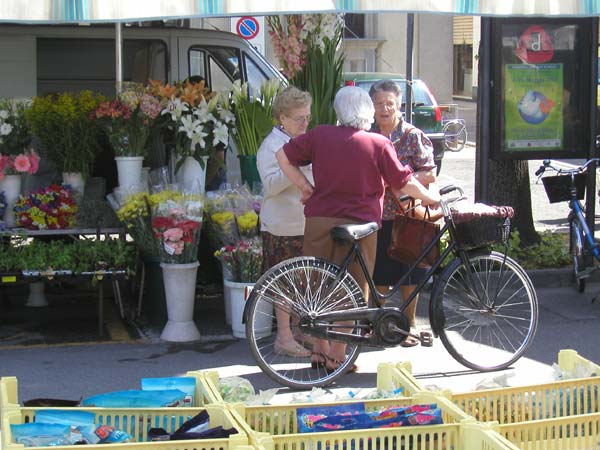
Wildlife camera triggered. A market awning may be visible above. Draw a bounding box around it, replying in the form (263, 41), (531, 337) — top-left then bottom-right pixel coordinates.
(3, 0), (600, 23)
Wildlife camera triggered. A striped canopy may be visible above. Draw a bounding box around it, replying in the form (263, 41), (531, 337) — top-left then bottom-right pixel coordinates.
(2, 0), (600, 23)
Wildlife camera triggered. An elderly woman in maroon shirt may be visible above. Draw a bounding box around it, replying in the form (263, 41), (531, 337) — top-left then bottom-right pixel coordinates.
(275, 86), (440, 374)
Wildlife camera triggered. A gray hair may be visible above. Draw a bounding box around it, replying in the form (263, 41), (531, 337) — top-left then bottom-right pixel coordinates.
(333, 86), (374, 130)
(368, 79), (403, 102)
(272, 86), (312, 121)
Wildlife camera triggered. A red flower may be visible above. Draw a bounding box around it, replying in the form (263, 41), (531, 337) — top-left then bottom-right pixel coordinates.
(152, 216), (175, 230)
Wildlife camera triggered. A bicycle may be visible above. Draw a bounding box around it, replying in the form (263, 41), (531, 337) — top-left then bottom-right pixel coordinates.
(244, 185), (539, 389)
(441, 104), (467, 152)
(535, 158), (600, 293)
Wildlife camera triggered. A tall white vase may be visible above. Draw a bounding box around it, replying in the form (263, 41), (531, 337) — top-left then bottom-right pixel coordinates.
(115, 156), (144, 189)
(176, 156), (208, 193)
(225, 279), (272, 339)
(62, 172), (85, 201)
(0, 174), (22, 228)
(160, 261), (201, 342)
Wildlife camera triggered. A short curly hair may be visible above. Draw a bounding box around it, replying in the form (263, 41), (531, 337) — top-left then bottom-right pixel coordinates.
(368, 79), (402, 101)
(272, 86), (312, 121)
(334, 86), (374, 131)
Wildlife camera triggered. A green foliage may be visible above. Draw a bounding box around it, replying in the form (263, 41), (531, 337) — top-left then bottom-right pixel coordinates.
(230, 80), (280, 156)
(0, 237), (135, 274)
(25, 91), (106, 176)
(290, 22), (344, 126)
(491, 230), (570, 269)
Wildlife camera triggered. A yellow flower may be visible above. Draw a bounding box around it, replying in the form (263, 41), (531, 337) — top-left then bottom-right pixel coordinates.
(211, 211), (235, 225)
(237, 211), (258, 233)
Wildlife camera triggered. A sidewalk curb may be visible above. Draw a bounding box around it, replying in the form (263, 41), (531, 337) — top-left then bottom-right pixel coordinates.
(526, 268), (600, 289)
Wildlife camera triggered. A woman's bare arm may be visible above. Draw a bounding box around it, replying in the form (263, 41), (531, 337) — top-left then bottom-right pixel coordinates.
(275, 148), (314, 203)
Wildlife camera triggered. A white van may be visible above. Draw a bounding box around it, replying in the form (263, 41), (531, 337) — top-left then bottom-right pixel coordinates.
(0, 23), (286, 183)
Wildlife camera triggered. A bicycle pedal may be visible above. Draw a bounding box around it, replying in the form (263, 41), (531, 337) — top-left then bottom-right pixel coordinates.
(420, 331), (433, 347)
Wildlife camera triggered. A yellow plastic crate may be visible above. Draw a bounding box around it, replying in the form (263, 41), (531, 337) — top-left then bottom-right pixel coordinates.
(377, 361), (423, 395)
(497, 413), (600, 450)
(0, 374), (219, 410)
(1, 403), (248, 450)
(186, 370), (225, 403)
(231, 392), (480, 450)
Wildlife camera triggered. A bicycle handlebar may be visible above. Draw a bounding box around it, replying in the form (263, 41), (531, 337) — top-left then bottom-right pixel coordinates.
(535, 158), (600, 178)
(397, 184), (464, 204)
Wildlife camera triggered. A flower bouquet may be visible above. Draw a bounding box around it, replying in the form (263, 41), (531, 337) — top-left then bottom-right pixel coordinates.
(214, 237), (263, 283)
(94, 85), (164, 158)
(268, 14), (344, 126)
(150, 188), (204, 264)
(15, 184), (77, 230)
(158, 81), (236, 172)
(114, 190), (159, 258)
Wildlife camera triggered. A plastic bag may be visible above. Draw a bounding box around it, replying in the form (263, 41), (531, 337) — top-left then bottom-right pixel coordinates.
(81, 389), (187, 407)
(219, 376), (255, 403)
(34, 409), (96, 426)
(141, 377), (196, 407)
(296, 403), (365, 433)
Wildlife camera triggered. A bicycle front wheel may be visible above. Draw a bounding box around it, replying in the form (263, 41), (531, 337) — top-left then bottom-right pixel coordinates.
(431, 251), (538, 371)
(246, 257), (366, 389)
(443, 121), (467, 152)
(570, 217), (586, 293)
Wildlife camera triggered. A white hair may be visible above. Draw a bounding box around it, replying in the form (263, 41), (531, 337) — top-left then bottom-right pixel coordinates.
(334, 86), (374, 131)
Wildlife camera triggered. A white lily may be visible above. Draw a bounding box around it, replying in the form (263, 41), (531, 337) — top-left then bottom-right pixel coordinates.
(0, 110), (9, 120)
(0, 123), (13, 136)
(213, 122), (229, 147)
(162, 98), (187, 122)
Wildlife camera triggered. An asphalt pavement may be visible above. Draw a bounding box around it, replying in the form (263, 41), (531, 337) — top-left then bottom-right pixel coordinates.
(1, 274), (599, 403)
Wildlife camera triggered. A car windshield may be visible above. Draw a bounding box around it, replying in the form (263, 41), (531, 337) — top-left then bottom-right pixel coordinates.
(354, 79), (433, 106)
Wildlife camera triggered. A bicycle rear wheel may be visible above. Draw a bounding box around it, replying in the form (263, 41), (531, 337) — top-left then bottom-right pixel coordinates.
(246, 256), (366, 389)
(570, 217), (587, 293)
(431, 251), (538, 371)
(443, 121), (467, 152)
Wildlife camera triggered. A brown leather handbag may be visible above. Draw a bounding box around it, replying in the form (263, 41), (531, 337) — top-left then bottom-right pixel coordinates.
(387, 192), (441, 268)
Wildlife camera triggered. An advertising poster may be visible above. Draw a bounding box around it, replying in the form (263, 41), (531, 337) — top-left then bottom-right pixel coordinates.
(504, 63), (563, 150)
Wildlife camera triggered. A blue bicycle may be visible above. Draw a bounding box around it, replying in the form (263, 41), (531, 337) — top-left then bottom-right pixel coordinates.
(536, 158), (600, 292)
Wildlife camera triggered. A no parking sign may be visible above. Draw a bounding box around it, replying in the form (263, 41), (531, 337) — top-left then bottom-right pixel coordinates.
(231, 16), (265, 55)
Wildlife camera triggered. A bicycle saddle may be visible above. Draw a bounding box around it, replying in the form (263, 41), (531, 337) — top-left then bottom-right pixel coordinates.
(330, 222), (379, 242)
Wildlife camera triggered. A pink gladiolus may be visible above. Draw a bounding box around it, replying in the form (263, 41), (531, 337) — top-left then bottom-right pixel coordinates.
(13, 154), (31, 173)
(28, 151), (40, 174)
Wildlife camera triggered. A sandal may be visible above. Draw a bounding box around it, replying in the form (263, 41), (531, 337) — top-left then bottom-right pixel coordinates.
(274, 339), (311, 357)
(400, 327), (420, 347)
(324, 354), (358, 375)
(311, 352), (327, 369)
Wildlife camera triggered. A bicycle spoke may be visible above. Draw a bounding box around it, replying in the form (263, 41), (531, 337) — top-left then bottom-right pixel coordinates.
(435, 252), (538, 371)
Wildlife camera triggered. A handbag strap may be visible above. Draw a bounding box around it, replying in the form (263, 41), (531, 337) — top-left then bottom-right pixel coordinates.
(388, 188), (431, 221)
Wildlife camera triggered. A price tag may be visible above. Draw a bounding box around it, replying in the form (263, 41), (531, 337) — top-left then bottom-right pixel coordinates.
(1, 276), (17, 283)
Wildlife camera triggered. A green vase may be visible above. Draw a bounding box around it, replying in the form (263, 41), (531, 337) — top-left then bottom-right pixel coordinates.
(238, 155), (262, 190)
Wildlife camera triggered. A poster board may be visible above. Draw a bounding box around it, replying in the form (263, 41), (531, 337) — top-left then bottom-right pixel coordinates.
(490, 18), (594, 159)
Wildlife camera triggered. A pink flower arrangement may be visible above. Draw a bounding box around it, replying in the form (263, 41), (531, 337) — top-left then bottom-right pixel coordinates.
(0, 150), (40, 180)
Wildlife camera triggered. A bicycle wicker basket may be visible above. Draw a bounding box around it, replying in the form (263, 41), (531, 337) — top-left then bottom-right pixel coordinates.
(541, 173), (586, 203)
(452, 216), (511, 250)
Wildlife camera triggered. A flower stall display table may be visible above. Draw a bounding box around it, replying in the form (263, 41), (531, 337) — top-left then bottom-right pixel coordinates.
(0, 227), (127, 337)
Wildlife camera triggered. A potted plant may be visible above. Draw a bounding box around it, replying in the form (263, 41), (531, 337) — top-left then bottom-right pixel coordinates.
(94, 84), (163, 189)
(230, 79), (280, 187)
(25, 91), (105, 198)
(0, 98), (40, 227)
(155, 80), (235, 192)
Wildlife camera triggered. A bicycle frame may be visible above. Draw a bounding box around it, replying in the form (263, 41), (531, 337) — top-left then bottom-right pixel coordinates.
(570, 192), (600, 260)
(306, 214), (480, 346)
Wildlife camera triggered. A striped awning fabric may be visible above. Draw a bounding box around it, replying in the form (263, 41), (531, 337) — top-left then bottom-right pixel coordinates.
(2, 0), (600, 23)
